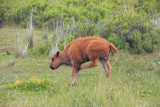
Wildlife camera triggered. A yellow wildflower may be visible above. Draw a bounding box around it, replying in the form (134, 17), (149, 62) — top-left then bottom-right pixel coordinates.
(59, 90), (62, 93)
(9, 84), (14, 88)
(46, 86), (50, 88)
(65, 83), (68, 87)
(15, 80), (21, 85)
(25, 84), (27, 88)
(8, 83), (12, 85)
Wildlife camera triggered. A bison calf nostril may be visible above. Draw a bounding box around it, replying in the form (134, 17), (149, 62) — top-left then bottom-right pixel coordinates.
(50, 65), (54, 70)
(50, 65), (52, 69)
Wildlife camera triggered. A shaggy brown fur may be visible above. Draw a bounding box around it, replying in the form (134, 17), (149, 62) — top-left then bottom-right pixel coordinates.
(50, 36), (117, 85)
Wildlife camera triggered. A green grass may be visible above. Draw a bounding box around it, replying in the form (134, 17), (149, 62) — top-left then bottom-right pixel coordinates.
(0, 27), (160, 106)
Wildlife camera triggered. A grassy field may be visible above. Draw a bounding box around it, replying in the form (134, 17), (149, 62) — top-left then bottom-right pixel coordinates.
(0, 27), (160, 107)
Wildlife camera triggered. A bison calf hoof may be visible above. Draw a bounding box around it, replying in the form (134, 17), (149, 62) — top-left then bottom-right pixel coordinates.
(71, 83), (76, 86)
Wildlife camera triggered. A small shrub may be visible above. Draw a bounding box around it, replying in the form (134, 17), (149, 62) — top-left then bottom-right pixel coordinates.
(36, 40), (51, 56)
(108, 33), (120, 48)
(58, 34), (74, 51)
(8, 77), (55, 91)
(142, 40), (153, 53)
(128, 30), (142, 49)
(8, 77), (70, 93)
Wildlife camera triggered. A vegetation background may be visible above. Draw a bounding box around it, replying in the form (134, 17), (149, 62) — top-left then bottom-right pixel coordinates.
(0, 0), (160, 106)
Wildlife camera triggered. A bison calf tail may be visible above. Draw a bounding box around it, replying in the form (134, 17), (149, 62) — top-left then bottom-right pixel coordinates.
(109, 43), (117, 52)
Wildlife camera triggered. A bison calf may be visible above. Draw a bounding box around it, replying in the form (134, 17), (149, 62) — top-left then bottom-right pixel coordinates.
(50, 37), (117, 85)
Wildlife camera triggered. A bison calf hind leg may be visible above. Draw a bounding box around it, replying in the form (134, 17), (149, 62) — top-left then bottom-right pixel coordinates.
(100, 58), (111, 80)
(80, 60), (98, 70)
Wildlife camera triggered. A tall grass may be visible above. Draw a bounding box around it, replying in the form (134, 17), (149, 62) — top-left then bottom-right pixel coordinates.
(15, 12), (34, 58)
(0, 50), (160, 106)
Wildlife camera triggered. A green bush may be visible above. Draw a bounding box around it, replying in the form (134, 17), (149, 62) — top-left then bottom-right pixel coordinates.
(37, 40), (51, 56)
(142, 40), (153, 53)
(100, 9), (159, 53)
(108, 33), (120, 48)
(58, 34), (74, 51)
(1, 0), (160, 54)
(28, 40), (51, 56)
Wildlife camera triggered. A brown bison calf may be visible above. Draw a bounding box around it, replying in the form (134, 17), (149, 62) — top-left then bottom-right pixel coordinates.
(50, 37), (117, 85)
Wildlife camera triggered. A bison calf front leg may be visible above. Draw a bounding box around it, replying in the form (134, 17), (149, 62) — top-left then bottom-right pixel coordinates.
(71, 64), (79, 85)
(80, 60), (97, 70)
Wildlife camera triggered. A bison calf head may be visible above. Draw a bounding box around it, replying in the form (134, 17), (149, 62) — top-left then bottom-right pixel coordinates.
(50, 51), (62, 70)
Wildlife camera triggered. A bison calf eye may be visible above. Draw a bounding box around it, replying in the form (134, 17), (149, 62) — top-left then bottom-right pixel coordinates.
(52, 58), (54, 61)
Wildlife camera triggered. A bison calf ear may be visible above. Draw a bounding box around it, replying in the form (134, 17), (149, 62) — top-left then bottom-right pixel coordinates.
(56, 51), (60, 57)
